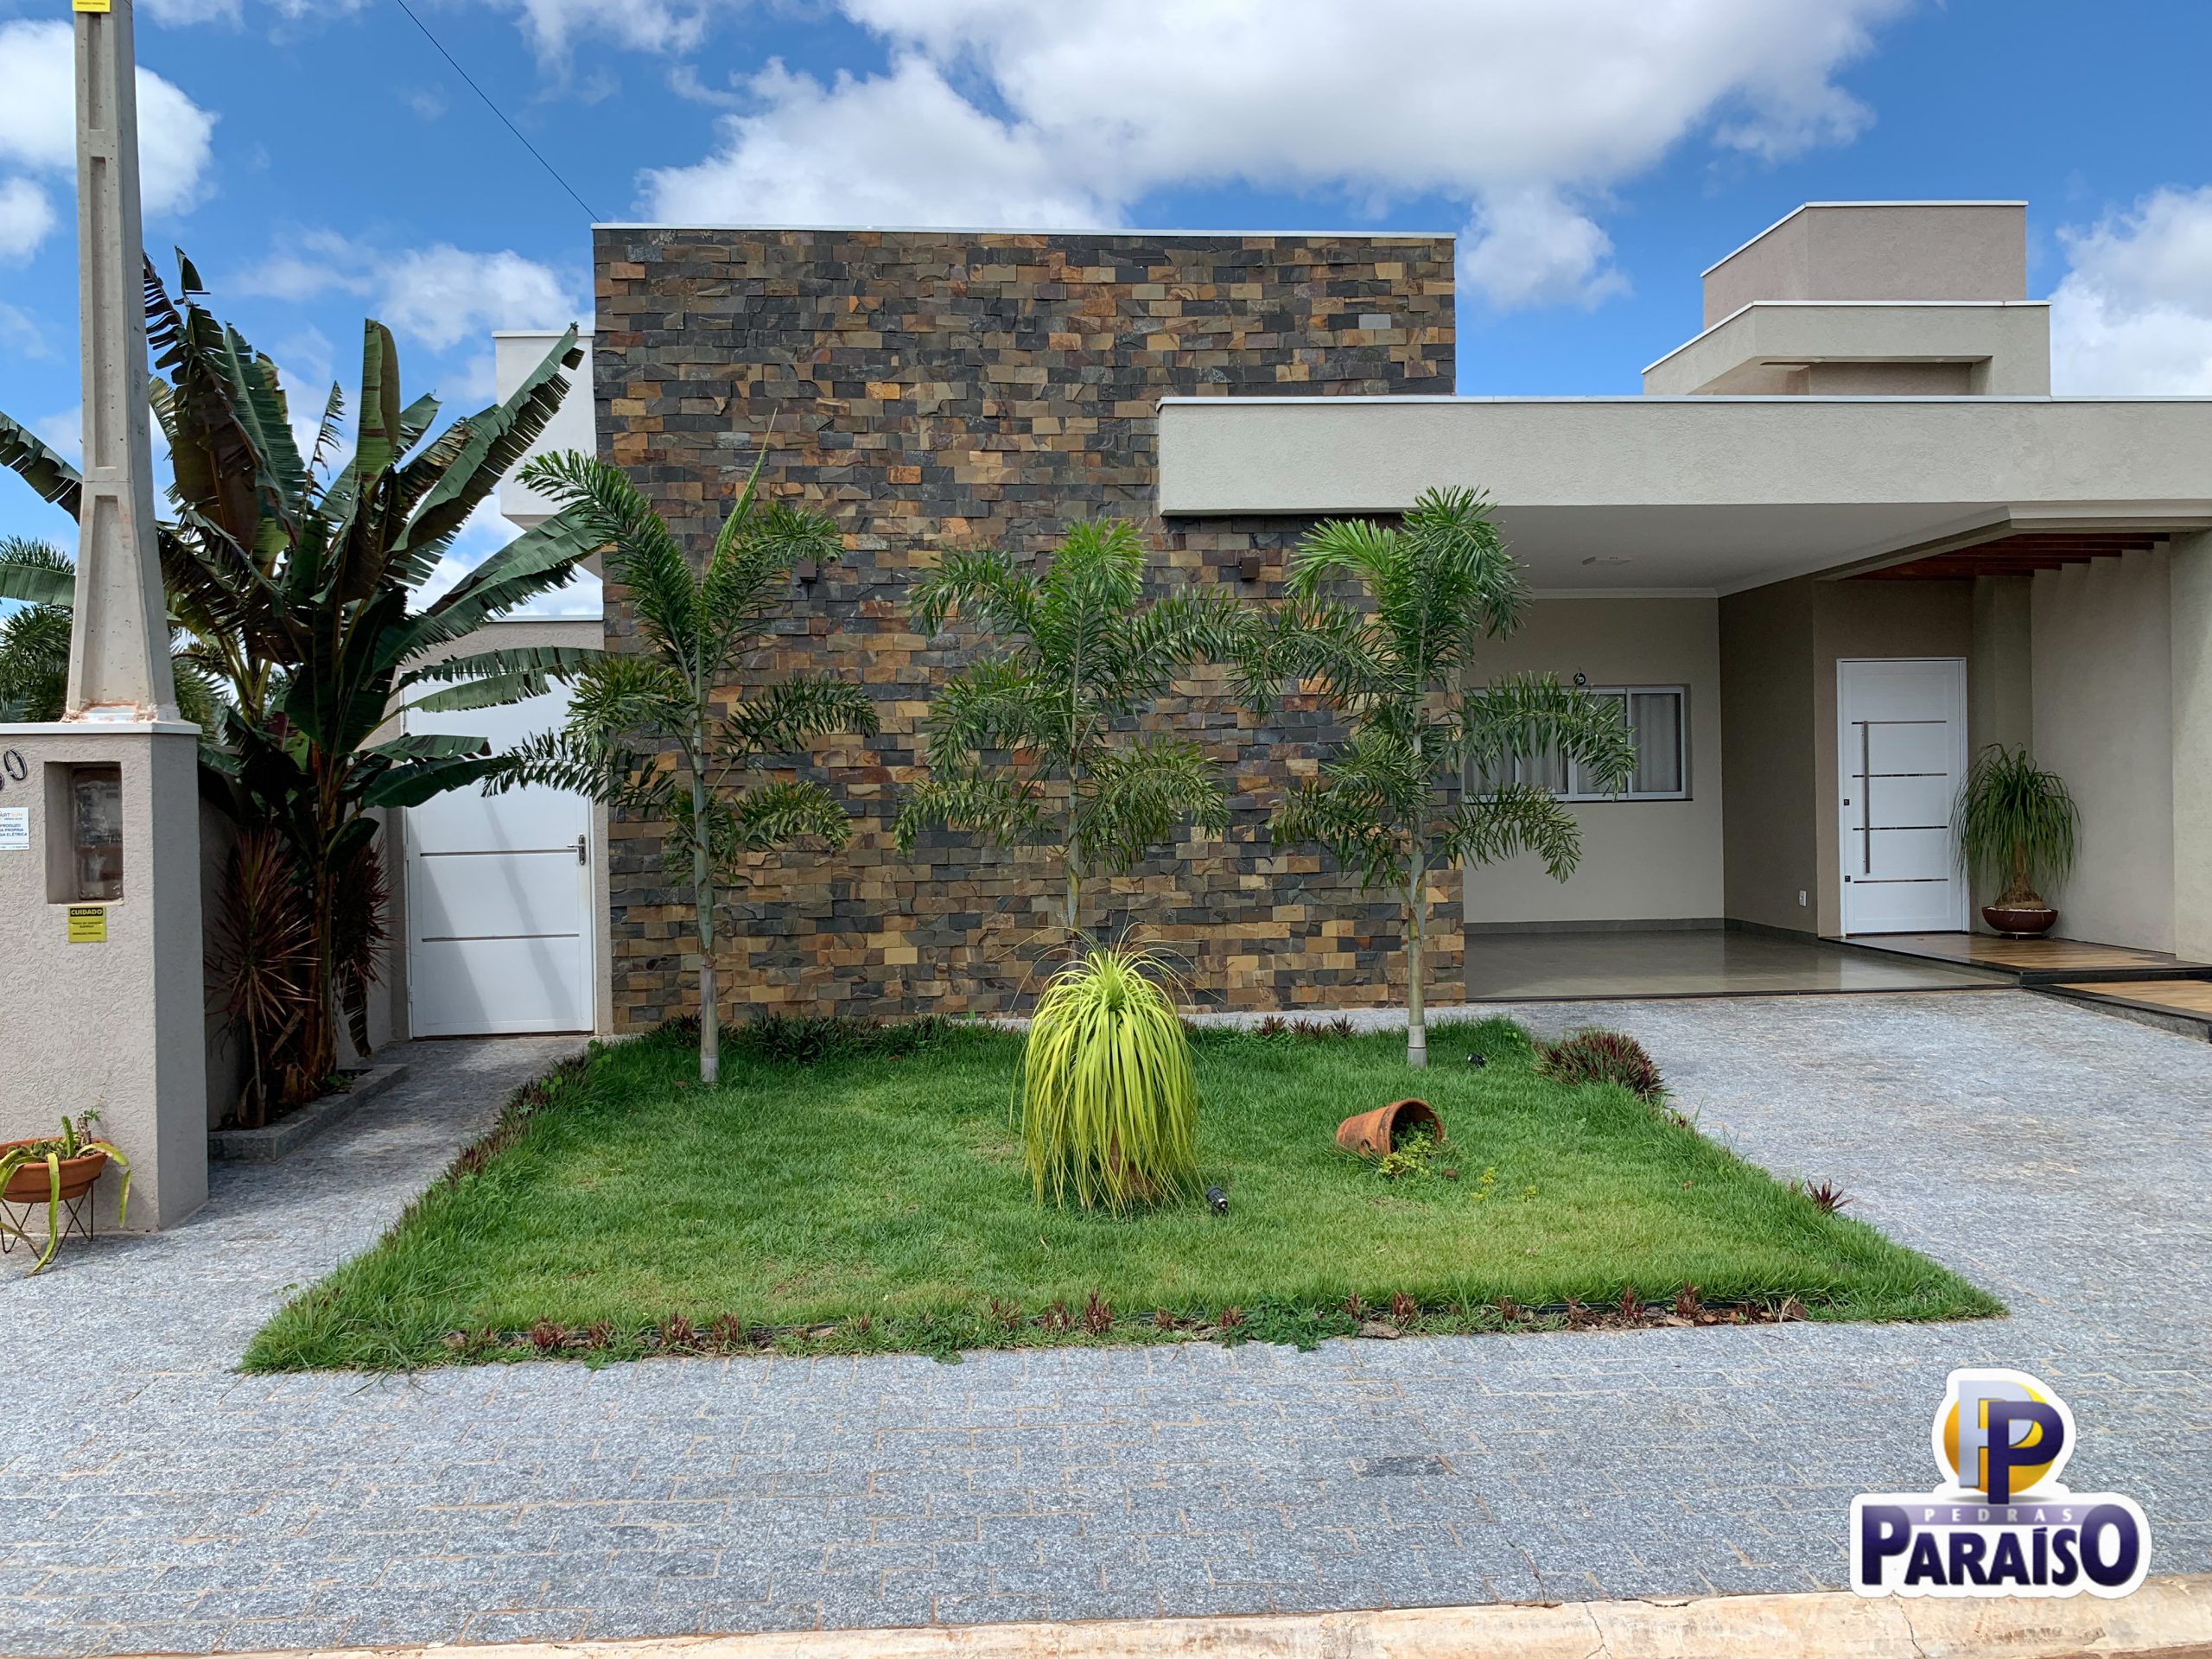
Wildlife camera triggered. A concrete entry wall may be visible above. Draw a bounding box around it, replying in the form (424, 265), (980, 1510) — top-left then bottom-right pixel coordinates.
(2032, 549), (2176, 953)
(594, 228), (1453, 1024)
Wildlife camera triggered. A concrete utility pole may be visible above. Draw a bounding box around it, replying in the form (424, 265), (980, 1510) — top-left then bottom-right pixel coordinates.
(0, 0), (207, 1233)
(67, 0), (176, 722)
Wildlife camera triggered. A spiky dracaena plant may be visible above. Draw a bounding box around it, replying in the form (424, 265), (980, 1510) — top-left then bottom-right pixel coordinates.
(1262, 487), (1635, 1069)
(489, 451), (880, 1087)
(894, 520), (1255, 938)
(1954, 744), (2080, 909)
(1016, 945), (1200, 1212)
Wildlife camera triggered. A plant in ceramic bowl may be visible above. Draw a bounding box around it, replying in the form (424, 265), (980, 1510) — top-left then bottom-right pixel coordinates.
(1954, 745), (2080, 937)
(0, 1111), (130, 1274)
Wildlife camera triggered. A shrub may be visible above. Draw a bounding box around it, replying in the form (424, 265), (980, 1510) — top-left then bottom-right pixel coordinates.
(1536, 1028), (1664, 1100)
(729, 1014), (950, 1065)
(1017, 945), (1200, 1211)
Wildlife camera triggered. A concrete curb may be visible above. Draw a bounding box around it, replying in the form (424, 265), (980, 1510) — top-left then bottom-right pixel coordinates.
(173, 1575), (2212, 1659)
(207, 1063), (410, 1164)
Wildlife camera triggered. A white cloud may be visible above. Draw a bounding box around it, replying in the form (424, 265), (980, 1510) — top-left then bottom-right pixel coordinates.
(238, 234), (583, 353)
(1461, 188), (1631, 312)
(35, 406), (82, 467)
(141, 0), (244, 23)
(502, 0), (718, 63)
(2050, 186), (2212, 395)
(0, 176), (54, 263)
(640, 0), (1906, 311)
(642, 55), (1108, 228)
(0, 22), (218, 226)
(0, 299), (48, 357)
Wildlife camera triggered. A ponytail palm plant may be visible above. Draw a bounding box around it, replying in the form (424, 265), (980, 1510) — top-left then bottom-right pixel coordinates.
(1955, 744), (2079, 912)
(894, 520), (1253, 937)
(1265, 487), (1634, 1069)
(490, 452), (880, 1087)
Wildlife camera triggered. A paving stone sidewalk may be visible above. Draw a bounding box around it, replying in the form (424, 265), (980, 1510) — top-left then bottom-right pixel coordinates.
(0, 995), (2205, 1656)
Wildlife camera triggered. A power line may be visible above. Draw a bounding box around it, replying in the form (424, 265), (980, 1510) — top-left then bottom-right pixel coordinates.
(385, 0), (603, 222)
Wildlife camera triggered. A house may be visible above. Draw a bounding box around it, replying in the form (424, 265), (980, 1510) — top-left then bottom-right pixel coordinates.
(430, 201), (2209, 1039)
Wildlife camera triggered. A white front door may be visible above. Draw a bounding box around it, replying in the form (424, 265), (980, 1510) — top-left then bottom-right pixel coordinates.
(1838, 658), (1968, 935)
(404, 687), (594, 1035)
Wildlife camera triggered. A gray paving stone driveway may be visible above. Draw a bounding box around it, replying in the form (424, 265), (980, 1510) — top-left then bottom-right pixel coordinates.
(0, 993), (2206, 1656)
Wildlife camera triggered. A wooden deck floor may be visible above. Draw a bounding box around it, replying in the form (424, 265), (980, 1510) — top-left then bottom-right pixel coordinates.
(1835, 931), (2206, 977)
(2056, 979), (2212, 1019)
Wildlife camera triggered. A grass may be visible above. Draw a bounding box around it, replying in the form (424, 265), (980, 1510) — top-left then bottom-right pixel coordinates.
(243, 1017), (2000, 1370)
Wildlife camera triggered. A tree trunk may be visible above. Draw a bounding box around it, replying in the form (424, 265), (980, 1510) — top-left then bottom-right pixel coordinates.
(1065, 861), (1083, 940)
(691, 764), (718, 1087)
(1406, 846), (1428, 1070)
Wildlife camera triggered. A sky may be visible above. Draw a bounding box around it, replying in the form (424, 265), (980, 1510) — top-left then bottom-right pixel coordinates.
(3, 0), (2211, 589)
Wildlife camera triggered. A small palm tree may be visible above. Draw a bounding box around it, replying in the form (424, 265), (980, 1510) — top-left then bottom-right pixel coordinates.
(0, 537), (220, 726)
(1266, 487), (1635, 1068)
(1955, 744), (2079, 914)
(492, 452), (880, 1086)
(894, 520), (1252, 938)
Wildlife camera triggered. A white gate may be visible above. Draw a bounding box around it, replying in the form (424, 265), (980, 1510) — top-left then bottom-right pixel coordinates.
(403, 687), (594, 1035)
(1837, 658), (1968, 935)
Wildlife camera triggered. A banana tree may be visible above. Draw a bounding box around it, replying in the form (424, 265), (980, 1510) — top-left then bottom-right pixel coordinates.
(1264, 487), (1635, 1068)
(0, 256), (603, 1105)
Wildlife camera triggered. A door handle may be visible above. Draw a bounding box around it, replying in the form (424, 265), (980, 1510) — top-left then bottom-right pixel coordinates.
(577, 833), (588, 866)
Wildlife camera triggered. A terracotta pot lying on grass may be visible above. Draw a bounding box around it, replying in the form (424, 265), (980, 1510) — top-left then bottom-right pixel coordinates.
(1336, 1098), (1442, 1158)
(0, 1142), (107, 1205)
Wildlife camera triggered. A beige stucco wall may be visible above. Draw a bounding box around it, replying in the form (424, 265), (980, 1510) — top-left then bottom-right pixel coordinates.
(1701, 203), (2026, 327)
(0, 723), (207, 1230)
(2173, 531), (2212, 959)
(1718, 579), (1820, 931)
(1461, 598), (1724, 927)
(1645, 302), (2050, 397)
(2032, 550), (2176, 952)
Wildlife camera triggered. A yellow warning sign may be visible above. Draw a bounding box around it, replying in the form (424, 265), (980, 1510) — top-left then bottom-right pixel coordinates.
(73, 0), (113, 13)
(66, 905), (107, 944)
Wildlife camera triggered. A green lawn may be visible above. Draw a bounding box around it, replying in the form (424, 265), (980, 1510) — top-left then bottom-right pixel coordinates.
(244, 1017), (1999, 1369)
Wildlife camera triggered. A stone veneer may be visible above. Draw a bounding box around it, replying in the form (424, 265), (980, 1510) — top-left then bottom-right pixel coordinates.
(594, 228), (1455, 1027)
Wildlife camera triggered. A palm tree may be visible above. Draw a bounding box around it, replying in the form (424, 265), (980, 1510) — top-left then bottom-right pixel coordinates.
(0, 537), (221, 726)
(1265, 486), (1635, 1068)
(490, 451), (880, 1087)
(894, 520), (1252, 938)
(0, 255), (602, 1098)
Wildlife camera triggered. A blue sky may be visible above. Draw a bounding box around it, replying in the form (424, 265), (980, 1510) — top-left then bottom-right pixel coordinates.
(3, 0), (2210, 565)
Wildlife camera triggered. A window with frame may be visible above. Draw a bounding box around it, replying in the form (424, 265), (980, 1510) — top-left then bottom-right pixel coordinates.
(1478, 685), (1689, 802)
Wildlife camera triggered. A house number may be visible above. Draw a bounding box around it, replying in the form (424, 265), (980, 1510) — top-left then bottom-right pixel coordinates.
(0, 749), (24, 788)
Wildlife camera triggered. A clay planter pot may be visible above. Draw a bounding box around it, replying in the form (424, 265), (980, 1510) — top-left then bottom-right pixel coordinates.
(1982, 903), (2057, 938)
(0, 1142), (106, 1205)
(1336, 1098), (1443, 1158)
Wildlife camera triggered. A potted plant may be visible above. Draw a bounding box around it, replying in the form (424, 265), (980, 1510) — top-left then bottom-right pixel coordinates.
(1954, 745), (2080, 938)
(0, 1112), (130, 1274)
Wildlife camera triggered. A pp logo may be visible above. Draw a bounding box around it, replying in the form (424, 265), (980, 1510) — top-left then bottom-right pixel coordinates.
(1852, 1368), (2150, 1597)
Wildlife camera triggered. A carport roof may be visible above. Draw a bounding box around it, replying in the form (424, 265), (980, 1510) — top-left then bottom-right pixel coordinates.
(1155, 394), (2212, 594)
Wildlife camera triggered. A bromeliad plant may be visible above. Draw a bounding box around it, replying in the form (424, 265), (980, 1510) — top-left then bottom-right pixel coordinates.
(1261, 487), (1634, 1069)
(0, 1112), (130, 1274)
(490, 451), (880, 1087)
(895, 520), (1254, 937)
(1954, 744), (2080, 917)
(1016, 945), (1200, 1212)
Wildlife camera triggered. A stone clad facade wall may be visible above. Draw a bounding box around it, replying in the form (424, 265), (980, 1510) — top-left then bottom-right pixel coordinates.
(593, 228), (1456, 1027)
